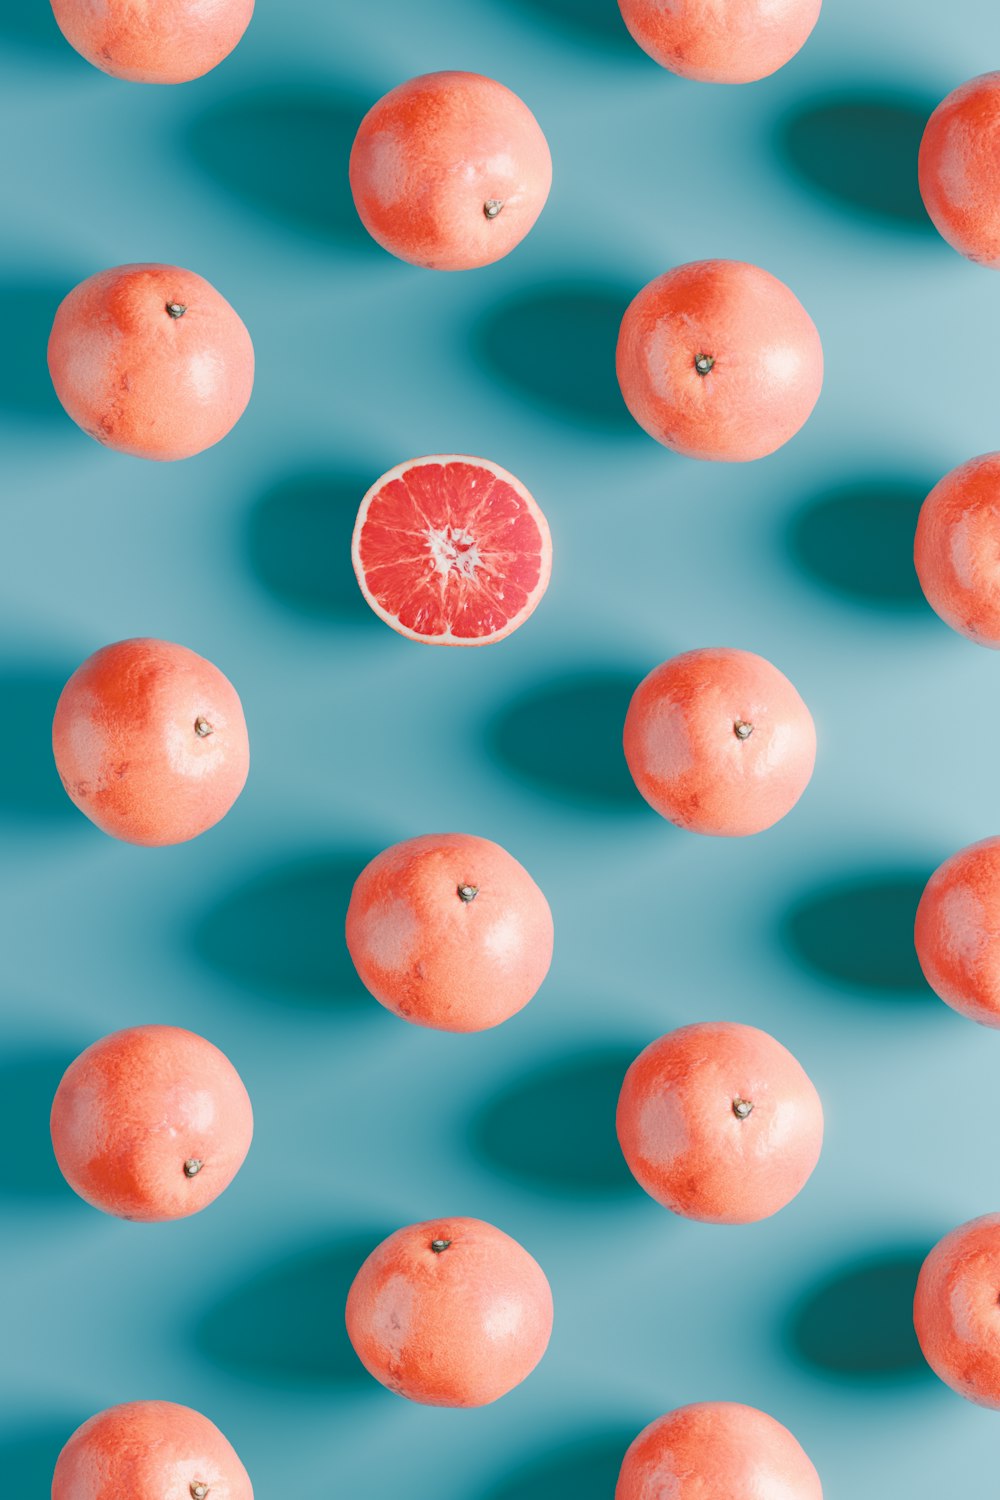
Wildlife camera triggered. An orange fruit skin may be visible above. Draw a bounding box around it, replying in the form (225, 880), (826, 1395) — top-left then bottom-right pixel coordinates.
(49, 0), (254, 84)
(914, 837), (1000, 1026)
(914, 1214), (1000, 1408)
(349, 72), (552, 270)
(616, 1402), (823, 1499)
(345, 833), (554, 1032)
(618, 0), (821, 83)
(919, 73), (1000, 268)
(623, 647), (816, 837)
(616, 260), (823, 461)
(616, 1021), (824, 1224)
(50, 1025), (253, 1222)
(47, 264), (254, 461)
(52, 638), (249, 847)
(52, 1400), (253, 1498)
(914, 453), (1000, 647)
(345, 1216), (553, 1407)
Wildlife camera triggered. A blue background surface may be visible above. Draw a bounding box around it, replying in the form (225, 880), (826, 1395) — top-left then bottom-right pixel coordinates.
(2, 0), (1000, 1494)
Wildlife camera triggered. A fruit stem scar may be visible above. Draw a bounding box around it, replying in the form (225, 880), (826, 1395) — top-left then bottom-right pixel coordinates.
(733, 720), (753, 740)
(457, 884), (479, 903)
(166, 302), (187, 319)
(483, 199), (504, 219)
(732, 1098), (754, 1120)
(694, 352), (715, 376)
(194, 717), (214, 738)
(431, 1239), (452, 1253)
(184, 1158), (203, 1177)
(191, 1485), (210, 1499)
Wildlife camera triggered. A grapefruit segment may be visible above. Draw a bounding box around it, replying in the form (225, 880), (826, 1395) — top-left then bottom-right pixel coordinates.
(352, 455), (552, 644)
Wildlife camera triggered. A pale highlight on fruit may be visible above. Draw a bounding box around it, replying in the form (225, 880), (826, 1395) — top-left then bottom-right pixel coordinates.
(352, 455), (552, 645)
(914, 1214), (1000, 1407)
(52, 1401), (254, 1499)
(914, 836), (1000, 1026)
(48, 264), (254, 461)
(616, 1402), (823, 1499)
(345, 1217), (553, 1405)
(914, 453), (1000, 646)
(346, 833), (554, 1031)
(919, 73), (1000, 268)
(617, 0), (821, 83)
(623, 647), (816, 836)
(349, 71), (552, 270)
(616, 260), (823, 461)
(617, 1021), (823, 1224)
(52, 637), (249, 846)
(49, 0), (254, 83)
(50, 1025), (253, 1222)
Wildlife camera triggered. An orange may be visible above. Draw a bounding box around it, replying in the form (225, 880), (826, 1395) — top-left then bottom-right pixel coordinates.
(349, 72), (552, 270)
(345, 1216), (553, 1406)
(914, 1214), (1000, 1407)
(48, 264), (254, 461)
(616, 1021), (823, 1223)
(52, 1400), (253, 1498)
(52, 637), (249, 847)
(914, 453), (1000, 646)
(914, 836), (1000, 1026)
(50, 1025), (253, 1222)
(623, 647), (816, 836)
(618, 0), (821, 83)
(345, 833), (553, 1031)
(49, 0), (254, 83)
(352, 455), (552, 645)
(616, 260), (822, 461)
(919, 73), (1000, 268)
(616, 1402), (823, 1498)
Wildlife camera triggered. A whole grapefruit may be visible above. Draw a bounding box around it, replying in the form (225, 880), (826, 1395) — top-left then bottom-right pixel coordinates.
(52, 1401), (253, 1499)
(914, 836), (1000, 1026)
(345, 1216), (553, 1406)
(919, 73), (1000, 267)
(914, 1214), (1000, 1407)
(616, 1402), (823, 1498)
(914, 453), (1000, 646)
(49, 0), (254, 83)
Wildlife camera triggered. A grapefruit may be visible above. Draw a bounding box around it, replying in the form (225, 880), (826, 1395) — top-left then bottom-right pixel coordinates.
(352, 455), (552, 645)
(919, 73), (1000, 267)
(617, 0), (821, 84)
(616, 260), (823, 461)
(349, 71), (552, 270)
(616, 1402), (823, 1499)
(50, 1025), (253, 1222)
(52, 637), (249, 846)
(914, 453), (1000, 646)
(623, 646), (816, 836)
(53, 1401), (253, 1498)
(345, 832), (554, 1031)
(345, 1216), (553, 1406)
(914, 836), (1000, 1026)
(49, 0), (254, 83)
(914, 1214), (1000, 1407)
(616, 1021), (824, 1223)
(48, 264), (254, 461)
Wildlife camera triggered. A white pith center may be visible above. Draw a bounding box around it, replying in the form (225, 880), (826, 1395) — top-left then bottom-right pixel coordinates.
(427, 525), (481, 579)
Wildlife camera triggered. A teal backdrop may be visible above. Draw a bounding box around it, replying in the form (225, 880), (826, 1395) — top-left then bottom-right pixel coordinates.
(1, 0), (1000, 1494)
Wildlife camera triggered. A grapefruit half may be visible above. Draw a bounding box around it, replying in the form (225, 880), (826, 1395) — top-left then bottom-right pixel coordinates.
(351, 455), (552, 645)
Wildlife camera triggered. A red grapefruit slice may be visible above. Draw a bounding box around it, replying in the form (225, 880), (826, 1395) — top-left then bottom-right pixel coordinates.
(352, 455), (552, 645)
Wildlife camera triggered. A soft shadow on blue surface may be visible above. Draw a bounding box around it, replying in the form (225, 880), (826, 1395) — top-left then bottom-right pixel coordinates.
(0, 1044), (80, 1201)
(0, 283), (69, 419)
(776, 89), (936, 229)
(470, 1043), (639, 1197)
(194, 1231), (389, 1388)
(481, 1429), (634, 1500)
(780, 869), (929, 999)
(0, 668), (85, 827)
(190, 852), (375, 1011)
(244, 469), (383, 627)
(786, 1247), (931, 1382)
(486, 669), (645, 812)
(0, 8), (77, 63)
(785, 477), (929, 609)
(472, 281), (636, 432)
(0, 1421), (85, 1488)
(490, 0), (639, 53)
(184, 85), (377, 249)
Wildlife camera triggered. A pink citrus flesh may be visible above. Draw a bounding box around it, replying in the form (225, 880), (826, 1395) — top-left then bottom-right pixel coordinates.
(616, 1402), (823, 1498)
(914, 453), (1000, 646)
(345, 1216), (553, 1406)
(617, 0), (821, 83)
(352, 455), (552, 645)
(49, 0), (254, 83)
(914, 1214), (1000, 1407)
(914, 836), (1000, 1026)
(919, 73), (1000, 268)
(349, 71), (552, 270)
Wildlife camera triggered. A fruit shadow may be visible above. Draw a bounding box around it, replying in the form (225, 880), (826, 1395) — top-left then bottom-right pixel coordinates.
(0, 8), (77, 63)
(192, 1229), (390, 1390)
(183, 83), (379, 251)
(470, 279), (637, 434)
(484, 668), (646, 814)
(188, 850), (376, 1014)
(779, 868), (930, 1003)
(488, 0), (639, 55)
(242, 468), (384, 628)
(468, 1044), (641, 1199)
(480, 1429), (635, 1500)
(784, 1245), (932, 1385)
(774, 87), (937, 231)
(784, 476), (928, 611)
(0, 1043), (82, 1202)
(0, 282), (71, 420)
(0, 1421), (88, 1489)
(0, 667), (86, 828)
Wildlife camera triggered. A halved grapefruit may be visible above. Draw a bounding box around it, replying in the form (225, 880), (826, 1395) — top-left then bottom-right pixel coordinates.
(351, 455), (552, 645)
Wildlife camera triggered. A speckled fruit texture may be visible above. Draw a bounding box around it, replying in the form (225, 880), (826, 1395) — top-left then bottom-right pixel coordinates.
(914, 1214), (1000, 1408)
(914, 836), (1000, 1026)
(919, 72), (1000, 268)
(617, 0), (821, 83)
(914, 452), (1000, 646)
(52, 1400), (254, 1499)
(616, 1402), (823, 1499)
(49, 0), (254, 83)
